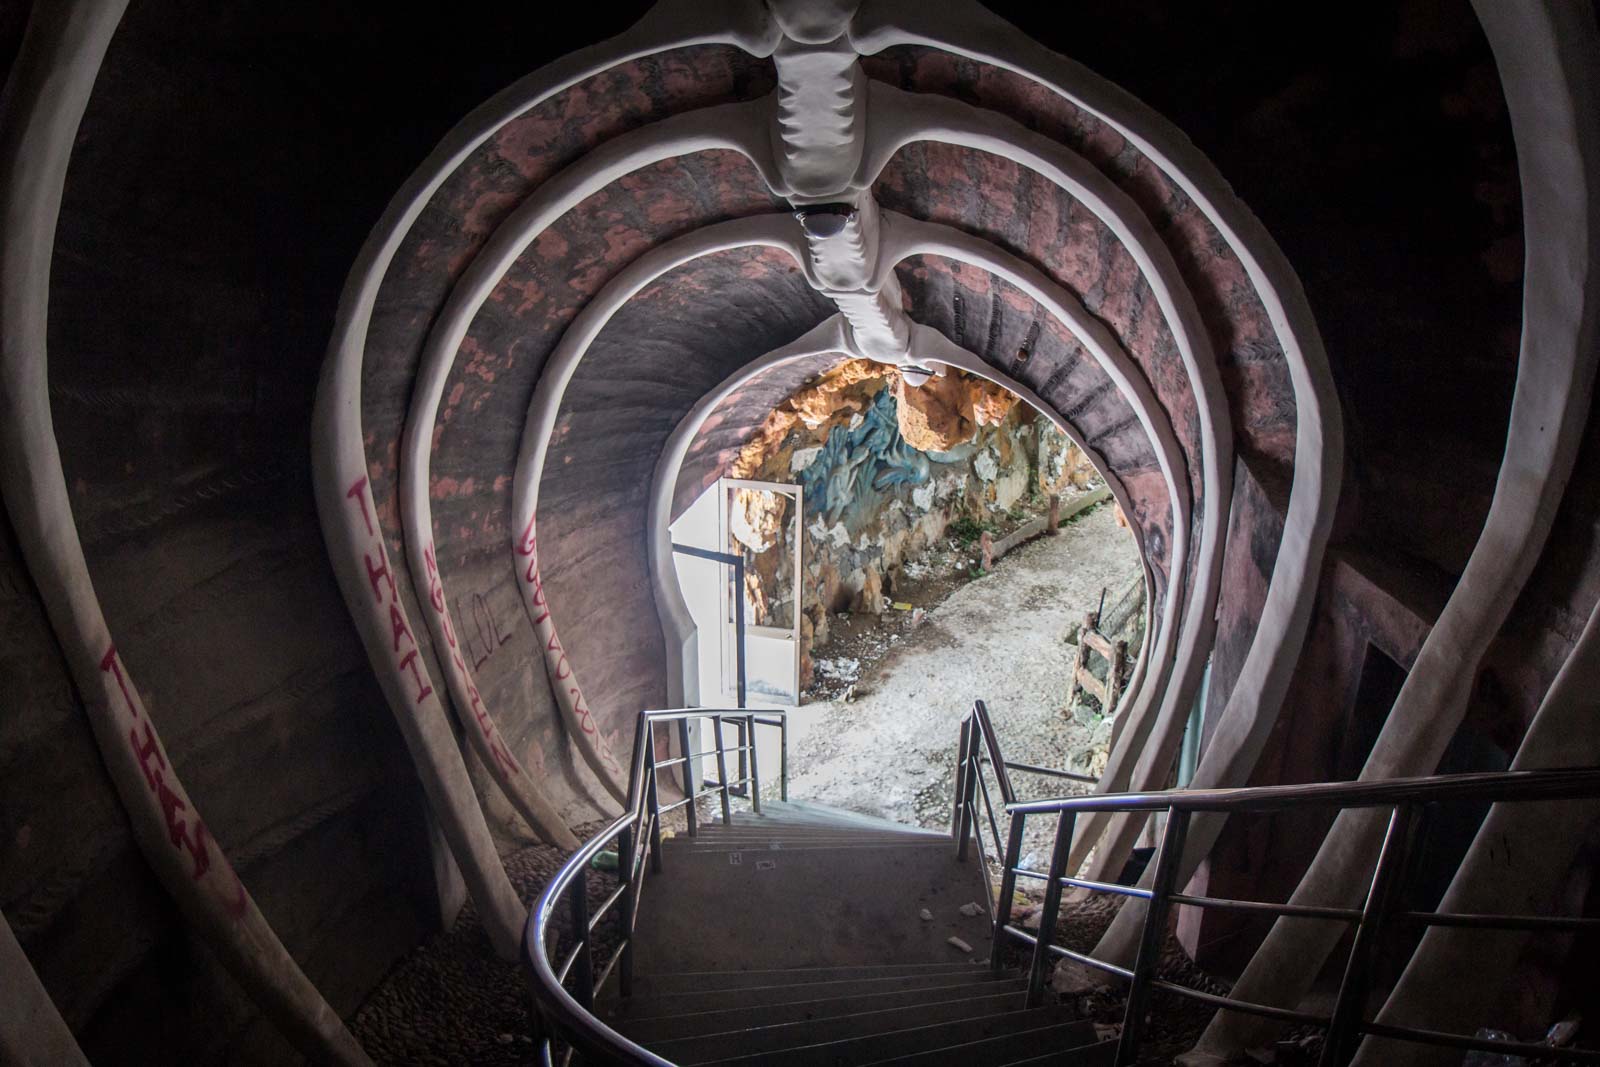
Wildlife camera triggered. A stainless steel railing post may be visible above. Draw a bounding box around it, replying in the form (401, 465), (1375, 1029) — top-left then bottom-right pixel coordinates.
(1320, 804), (1421, 1067)
(952, 715), (972, 842)
(957, 720), (979, 862)
(1026, 808), (1076, 1007)
(1117, 807), (1190, 1064)
(746, 714), (762, 814)
(780, 718), (789, 802)
(713, 715), (732, 826)
(569, 868), (595, 1012)
(676, 718), (698, 836)
(734, 718), (749, 797)
(617, 824), (636, 998)
(645, 742), (663, 875)
(992, 814), (1027, 972)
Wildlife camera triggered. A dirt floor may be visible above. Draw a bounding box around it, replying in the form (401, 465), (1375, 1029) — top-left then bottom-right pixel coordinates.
(787, 501), (1143, 849)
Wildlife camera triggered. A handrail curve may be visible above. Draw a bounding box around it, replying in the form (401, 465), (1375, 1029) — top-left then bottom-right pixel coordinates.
(524, 707), (789, 1064)
(525, 699), (1600, 1066)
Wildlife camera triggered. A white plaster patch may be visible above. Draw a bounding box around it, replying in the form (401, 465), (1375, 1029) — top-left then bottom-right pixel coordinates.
(829, 522), (851, 547)
(790, 446), (822, 473)
(975, 450), (999, 482)
(848, 412), (864, 430)
(912, 481), (936, 511)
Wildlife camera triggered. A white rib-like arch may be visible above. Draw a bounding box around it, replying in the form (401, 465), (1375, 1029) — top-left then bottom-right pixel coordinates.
(878, 213), (1192, 794)
(508, 213), (810, 716)
(314, 0), (785, 949)
(406, 79), (1226, 846)
(864, 84), (1240, 872)
(853, 0), (1342, 889)
(398, 99), (778, 820)
(322, 0), (1336, 958)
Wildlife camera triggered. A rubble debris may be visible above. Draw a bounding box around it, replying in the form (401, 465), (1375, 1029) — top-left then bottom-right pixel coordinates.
(946, 936), (974, 953)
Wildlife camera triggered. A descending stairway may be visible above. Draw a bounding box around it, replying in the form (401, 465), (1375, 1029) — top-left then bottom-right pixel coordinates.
(601, 799), (1116, 1065)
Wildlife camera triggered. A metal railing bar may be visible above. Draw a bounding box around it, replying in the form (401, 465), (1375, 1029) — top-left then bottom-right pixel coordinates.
(1396, 910), (1600, 932)
(1045, 941), (1136, 981)
(1005, 759), (1099, 785)
(750, 716), (784, 727)
(593, 940), (628, 995)
(1005, 767), (1600, 817)
(1003, 924), (1037, 945)
(1322, 804), (1419, 1065)
(967, 801), (993, 870)
(588, 882), (627, 932)
(1118, 809), (1190, 1060)
(972, 700), (1018, 804)
(1012, 868), (1048, 882)
(556, 942), (583, 985)
(640, 707), (791, 724)
(992, 815), (1027, 972)
(1147, 981), (1331, 1027)
(1357, 1021), (1600, 1062)
(1061, 874), (1153, 900)
(1025, 809), (1075, 1007)
(1169, 893), (1362, 923)
(658, 796), (693, 815)
(976, 763), (1003, 852)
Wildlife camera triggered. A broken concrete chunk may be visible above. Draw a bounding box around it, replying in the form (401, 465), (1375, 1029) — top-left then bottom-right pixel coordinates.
(919, 909), (933, 922)
(946, 936), (973, 953)
(958, 902), (983, 917)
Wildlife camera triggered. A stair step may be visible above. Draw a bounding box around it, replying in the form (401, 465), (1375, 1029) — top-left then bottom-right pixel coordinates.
(648, 991), (1034, 1063)
(605, 969), (1010, 1019)
(685, 829), (938, 843)
(614, 978), (1026, 1043)
(697, 1006), (1084, 1066)
(667, 839), (950, 855)
(727, 801), (937, 835)
(696, 821), (935, 836)
(631, 961), (997, 995)
(862, 1023), (1113, 1065)
(991, 1042), (1121, 1067)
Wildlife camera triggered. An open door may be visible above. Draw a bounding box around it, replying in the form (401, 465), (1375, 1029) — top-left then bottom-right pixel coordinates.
(721, 478), (803, 708)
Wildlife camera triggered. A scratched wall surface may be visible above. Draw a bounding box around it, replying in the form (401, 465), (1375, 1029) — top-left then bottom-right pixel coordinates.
(356, 48), (781, 824)
(536, 248), (832, 738)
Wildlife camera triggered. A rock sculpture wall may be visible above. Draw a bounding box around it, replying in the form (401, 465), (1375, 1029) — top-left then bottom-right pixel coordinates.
(722, 362), (1100, 687)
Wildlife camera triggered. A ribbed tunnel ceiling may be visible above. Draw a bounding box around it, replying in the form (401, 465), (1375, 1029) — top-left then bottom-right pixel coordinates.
(13, 2), (1588, 1063)
(344, 22), (1305, 833)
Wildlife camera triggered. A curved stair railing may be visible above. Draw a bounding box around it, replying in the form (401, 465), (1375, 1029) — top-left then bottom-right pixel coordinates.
(959, 700), (1600, 1066)
(526, 700), (1600, 1065)
(523, 707), (787, 1066)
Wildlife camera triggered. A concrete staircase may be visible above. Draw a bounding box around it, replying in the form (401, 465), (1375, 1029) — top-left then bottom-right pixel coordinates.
(602, 799), (1115, 1065)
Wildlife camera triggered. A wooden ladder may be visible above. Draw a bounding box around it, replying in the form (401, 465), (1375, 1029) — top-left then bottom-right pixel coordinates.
(1066, 608), (1126, 715)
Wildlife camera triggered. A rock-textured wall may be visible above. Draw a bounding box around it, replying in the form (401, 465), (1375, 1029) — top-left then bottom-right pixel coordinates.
(713, 361), (1102, 689)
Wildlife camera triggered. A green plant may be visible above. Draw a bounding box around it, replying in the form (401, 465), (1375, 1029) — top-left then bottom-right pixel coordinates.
(946, 515), (986, 546)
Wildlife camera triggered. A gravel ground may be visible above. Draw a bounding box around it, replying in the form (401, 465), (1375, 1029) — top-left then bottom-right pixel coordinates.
(787, 502), (1142, 867)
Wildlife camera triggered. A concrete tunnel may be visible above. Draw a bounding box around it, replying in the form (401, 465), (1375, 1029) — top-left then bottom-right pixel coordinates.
(3, 1), (1599, 1063)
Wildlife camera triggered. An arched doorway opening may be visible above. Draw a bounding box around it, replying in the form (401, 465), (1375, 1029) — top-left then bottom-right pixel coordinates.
(667, 357), (1146, 830)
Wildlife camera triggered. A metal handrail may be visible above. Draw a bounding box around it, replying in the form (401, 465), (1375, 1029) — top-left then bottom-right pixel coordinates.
(523, 706), (789, 1065)
(959, 700), (1600, 1066)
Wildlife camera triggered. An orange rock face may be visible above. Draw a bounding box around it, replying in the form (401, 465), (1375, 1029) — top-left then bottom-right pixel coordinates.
(730, 357), (890, 479)
(891, 370), (1015, 451)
